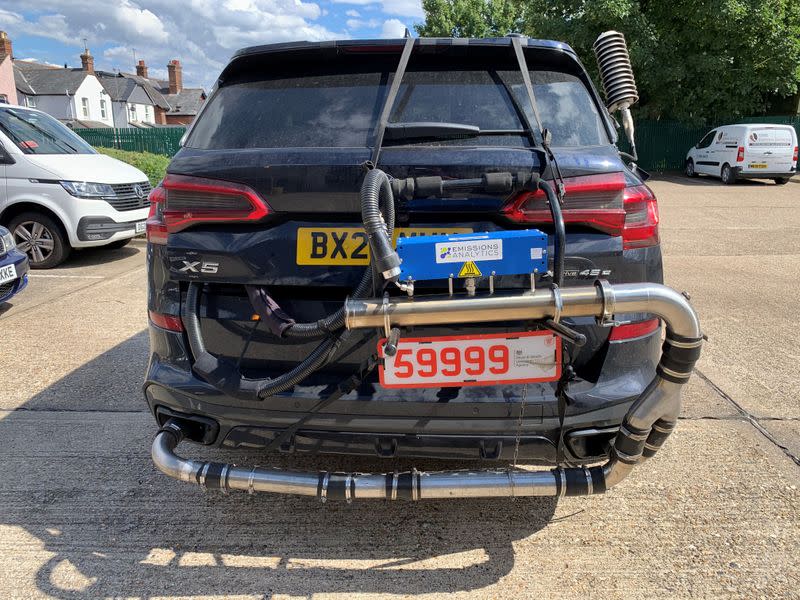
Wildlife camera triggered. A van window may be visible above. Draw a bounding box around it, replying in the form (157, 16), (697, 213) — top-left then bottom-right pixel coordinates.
(696, 130), (716, 149)
(0, 107), (95, 154)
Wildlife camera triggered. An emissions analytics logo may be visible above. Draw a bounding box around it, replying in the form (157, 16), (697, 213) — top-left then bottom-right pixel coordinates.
(434, 238), (503, 264)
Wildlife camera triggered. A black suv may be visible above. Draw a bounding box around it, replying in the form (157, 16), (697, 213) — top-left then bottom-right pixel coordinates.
(145, 37), (701, 501)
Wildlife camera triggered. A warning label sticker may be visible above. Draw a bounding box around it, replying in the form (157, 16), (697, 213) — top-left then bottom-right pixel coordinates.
(458, 261), (483, 278)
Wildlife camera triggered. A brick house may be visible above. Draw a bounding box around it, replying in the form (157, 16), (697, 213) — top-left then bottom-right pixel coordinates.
(123, 59), (206, 125)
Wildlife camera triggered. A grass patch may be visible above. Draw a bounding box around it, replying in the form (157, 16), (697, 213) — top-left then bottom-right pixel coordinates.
(95, 147), (169, 186)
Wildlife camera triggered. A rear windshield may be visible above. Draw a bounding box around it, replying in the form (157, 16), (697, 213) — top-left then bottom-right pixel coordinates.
(187, 65), (608, 150)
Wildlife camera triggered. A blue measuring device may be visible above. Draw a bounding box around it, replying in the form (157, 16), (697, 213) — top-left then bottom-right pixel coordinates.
(396, 230), (549, 282)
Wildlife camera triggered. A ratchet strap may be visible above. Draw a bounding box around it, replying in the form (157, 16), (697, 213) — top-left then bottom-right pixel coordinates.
(370, 36), (415, 166)
(264, 352), (381, 453)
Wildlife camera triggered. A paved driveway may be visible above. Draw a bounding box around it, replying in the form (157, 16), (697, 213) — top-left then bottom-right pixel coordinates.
(1, 176), (798, 599)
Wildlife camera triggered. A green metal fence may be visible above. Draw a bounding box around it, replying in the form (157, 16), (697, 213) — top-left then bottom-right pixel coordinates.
(620, 115), (800, 172)
(77, 127), (186, 157)
(77, 116), (799, 171)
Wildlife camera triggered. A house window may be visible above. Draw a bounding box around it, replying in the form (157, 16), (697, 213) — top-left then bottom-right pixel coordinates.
(144, 105), (151, 122)
(81, 97), (89, 118)
(25, 96), (37, 108)
(100, 99), (107, 120)
(128, 104), (137, 121)
(0, 94), (8, 104)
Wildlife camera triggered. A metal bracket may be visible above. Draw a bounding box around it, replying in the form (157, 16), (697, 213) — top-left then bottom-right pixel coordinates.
(594, 279), (617, 326)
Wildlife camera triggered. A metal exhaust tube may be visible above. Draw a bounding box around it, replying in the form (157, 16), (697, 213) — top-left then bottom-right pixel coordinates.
(152, 281), (702, 500)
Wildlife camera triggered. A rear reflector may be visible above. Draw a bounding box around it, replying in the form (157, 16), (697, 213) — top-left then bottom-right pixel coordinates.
(736, 146), (745, 162)
(503, 173), (660, 249)
(608, 318), (660, 341)
(159, 174), (271, 233)
(149, 310), (184, 332)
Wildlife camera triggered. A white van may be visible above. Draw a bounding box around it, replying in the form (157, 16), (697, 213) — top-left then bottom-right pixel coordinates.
(0, 105), (151, 268)
(685, 123), (798, 185)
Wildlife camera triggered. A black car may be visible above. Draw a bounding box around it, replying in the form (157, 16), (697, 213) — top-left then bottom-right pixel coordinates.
(145, 37), (702, 501)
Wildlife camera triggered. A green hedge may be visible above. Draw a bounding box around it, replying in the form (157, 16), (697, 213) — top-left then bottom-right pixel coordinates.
(95, 147), (169, 186)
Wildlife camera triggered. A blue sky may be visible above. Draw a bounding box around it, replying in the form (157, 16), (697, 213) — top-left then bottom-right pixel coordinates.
(0, 1), (424, 89)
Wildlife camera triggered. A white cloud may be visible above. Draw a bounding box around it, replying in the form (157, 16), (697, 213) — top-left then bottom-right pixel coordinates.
(332, 0), (423, 17)
(380, 18), (407, 38)
(0, 0), (347, 88)
(345, 9), (360, 17)
(346, 17), (380, 30)
(381, 0), (423, 18)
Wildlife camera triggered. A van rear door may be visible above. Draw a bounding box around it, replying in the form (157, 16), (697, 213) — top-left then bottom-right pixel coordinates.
(743, 126), (795, 174)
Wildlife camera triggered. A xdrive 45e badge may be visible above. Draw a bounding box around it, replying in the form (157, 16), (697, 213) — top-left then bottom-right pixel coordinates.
(565, 268), (612, 278)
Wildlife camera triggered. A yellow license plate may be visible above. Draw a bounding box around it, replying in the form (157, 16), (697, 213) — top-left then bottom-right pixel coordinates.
(296, 227), (472, 265)
(749, 163), (768, 169)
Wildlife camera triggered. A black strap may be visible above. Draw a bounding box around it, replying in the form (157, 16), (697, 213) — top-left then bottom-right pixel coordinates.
(264, 353), (381, 453)
(510, 36), (566, 198)
(370, 36), (415, 166)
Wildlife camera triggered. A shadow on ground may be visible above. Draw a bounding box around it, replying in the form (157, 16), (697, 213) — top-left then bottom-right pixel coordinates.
(651, 172), (791, 188)
(1, 332), (559, 598)
(61, 243), (141, 269)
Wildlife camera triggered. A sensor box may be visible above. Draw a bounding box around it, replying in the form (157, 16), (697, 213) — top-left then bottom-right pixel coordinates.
(396, 229), (548, 281)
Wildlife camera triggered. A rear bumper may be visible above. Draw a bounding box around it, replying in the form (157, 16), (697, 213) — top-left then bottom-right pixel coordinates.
(144, 324), (661, 464)
(734, 168), (796, 179)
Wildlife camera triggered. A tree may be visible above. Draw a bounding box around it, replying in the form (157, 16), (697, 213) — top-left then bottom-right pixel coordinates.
(416, 0), (800, 123)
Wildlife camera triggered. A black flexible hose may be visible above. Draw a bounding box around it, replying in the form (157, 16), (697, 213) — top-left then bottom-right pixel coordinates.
(283, 170), (396, 338)
(182, 168), (397, 399)
(539, 180), (565, 287)
(360, 168), (401, 281)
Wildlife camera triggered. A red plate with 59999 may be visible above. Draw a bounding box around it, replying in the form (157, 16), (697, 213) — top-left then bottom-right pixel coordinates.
(378, 331), (561, 389)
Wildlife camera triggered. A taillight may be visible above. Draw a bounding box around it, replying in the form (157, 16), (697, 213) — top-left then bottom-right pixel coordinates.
(502, 172), (627, 235)
(159, 174), (271, 234)
(622, 184), (660, 250)
(502, 172), (659, 249)
(146, 184), (168, 245)
(608, 317), (660, 341)
(736, 146), (745, 162)
(793, 146), (798, 162)
(148, 310), (184, 332)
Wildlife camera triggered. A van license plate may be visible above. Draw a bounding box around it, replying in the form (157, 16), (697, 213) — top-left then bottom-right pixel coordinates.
(296, 227), (471, 266)
(748, 163), (768, 169)
(378, 331), (561, 388)
(0, 264), (17, 285)
(135, 221), (146, 234)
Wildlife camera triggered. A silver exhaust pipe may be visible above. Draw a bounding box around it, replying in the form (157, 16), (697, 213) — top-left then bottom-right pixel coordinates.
(152, 280), (701, 500)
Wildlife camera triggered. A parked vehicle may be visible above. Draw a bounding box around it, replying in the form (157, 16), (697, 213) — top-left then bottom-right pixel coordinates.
(0, 105), (151, 268)
(146, 37), (702, 501)
(0, 225), (28, 305)
(685, 124), (798, 185)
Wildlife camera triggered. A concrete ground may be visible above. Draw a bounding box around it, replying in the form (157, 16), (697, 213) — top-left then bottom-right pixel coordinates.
(0, 175), (798, 599)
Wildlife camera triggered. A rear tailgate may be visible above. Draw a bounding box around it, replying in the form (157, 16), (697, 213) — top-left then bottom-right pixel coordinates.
(743, 126), (796, 173)
(153, 41), (661, 404)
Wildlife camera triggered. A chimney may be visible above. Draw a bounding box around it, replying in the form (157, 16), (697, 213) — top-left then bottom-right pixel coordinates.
(136, 59), (148, 78)
(0, 31), (12, 63)
(80, 46), (94, 74)
(167, 59), (182, 94)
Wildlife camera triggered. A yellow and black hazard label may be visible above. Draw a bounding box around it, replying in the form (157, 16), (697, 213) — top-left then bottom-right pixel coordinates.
(458, 261), (482, 278)
(296, 227), (471, 265)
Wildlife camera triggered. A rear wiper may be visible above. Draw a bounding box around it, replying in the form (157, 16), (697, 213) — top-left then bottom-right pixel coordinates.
(384, 121), (526, 141)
